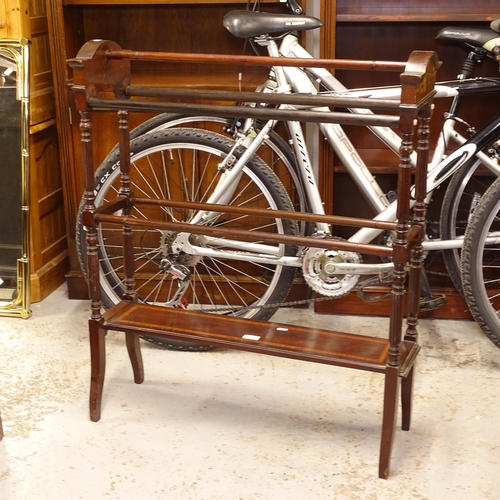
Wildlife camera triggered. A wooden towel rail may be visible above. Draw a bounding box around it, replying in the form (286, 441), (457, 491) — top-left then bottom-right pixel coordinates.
(69, 40), (439, 479)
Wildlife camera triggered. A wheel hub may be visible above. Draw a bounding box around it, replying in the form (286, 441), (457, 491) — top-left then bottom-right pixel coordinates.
(160, 230), (203, 267)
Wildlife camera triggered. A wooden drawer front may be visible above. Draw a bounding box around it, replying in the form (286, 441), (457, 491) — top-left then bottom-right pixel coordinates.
(0, 0), (30, 39)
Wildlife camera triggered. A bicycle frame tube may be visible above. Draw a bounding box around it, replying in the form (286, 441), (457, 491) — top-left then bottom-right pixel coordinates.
(272, 39), (392, 216)
(189, 119), (278, 225)
(174, 232), (303, 267)
(318, 121), (392, 213)
(424, 113), (500, 195)
(278, 37), (408, 214)
(281, 36), (417, 164)
(284, 118), (329, 231)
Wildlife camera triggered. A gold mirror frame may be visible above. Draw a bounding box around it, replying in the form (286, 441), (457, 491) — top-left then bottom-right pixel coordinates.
(0, 38), (30, 318)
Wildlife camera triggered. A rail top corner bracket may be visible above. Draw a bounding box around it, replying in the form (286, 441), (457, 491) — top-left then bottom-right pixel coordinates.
(401, 50), (441, 106)
(68, 39), (130, 103)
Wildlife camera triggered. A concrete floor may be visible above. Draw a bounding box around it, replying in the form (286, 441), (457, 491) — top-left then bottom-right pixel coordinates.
(0, 285), (499, 499)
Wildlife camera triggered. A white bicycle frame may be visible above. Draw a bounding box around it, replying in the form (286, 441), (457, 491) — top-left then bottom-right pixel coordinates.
(181, 33), (500, 274)
(277, 35), (500, 248)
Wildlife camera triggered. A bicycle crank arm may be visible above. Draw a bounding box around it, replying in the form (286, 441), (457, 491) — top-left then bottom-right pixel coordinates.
(316, 261), (395, 275)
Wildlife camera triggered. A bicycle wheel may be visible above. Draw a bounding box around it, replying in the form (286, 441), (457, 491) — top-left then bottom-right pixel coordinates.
(440, 155), (497, 294)
(76, 128), (298, 348)
(109, 113), (309, 228)
(461, 176), (500, 348)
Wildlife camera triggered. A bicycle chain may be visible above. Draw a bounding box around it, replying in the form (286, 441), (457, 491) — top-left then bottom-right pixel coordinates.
(190, 292), (336, 314)
(186, 266), (455, 313)
(426, 269), (451, 278)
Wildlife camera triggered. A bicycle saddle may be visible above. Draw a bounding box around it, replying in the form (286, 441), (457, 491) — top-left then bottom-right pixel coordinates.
(436, 27), (500, 51)
(223, 10), (323, 39)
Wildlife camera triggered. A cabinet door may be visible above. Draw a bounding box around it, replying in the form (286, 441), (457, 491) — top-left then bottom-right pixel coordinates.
(28, 0), (68, 301)
(28, 0), (56, 126)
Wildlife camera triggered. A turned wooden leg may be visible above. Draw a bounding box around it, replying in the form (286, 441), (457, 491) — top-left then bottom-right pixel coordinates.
(125, 332), (144, 384)
(89, 318), (106, 422)
(401, 367), (414, 431)
(379, 366), (400, 479)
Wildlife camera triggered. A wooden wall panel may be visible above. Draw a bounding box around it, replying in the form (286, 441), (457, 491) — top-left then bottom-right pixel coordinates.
(28, 0), (56, 126)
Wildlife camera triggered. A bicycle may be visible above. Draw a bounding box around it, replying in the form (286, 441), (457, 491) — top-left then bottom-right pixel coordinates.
(76, 2), (500, 348)
(461, 173), (500, 348)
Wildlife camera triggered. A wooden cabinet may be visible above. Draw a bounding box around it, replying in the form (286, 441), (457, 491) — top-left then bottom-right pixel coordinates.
(29, 0), (68, 302)
(3, 0), (69, 302)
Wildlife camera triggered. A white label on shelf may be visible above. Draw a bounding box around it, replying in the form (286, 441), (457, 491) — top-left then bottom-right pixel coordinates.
(242, 334), (261, 341)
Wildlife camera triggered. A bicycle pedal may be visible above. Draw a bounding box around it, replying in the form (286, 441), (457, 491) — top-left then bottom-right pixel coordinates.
(357, 274), (392, 302)
(419, 293), (448, 312)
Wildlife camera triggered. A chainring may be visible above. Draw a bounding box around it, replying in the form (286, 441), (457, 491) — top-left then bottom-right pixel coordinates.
(302, 238), (362, 298)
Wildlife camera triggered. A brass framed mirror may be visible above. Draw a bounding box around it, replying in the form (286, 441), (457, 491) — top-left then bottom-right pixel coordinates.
(0, 38), (30, 318)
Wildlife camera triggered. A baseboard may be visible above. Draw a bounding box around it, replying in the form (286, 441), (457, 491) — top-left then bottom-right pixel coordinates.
(314, 286), (473, 320)
(65, 270), (90, 300)
(30, 251), (70, 303)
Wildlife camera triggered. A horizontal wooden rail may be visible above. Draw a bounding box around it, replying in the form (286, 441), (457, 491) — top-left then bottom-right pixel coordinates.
(124, 86), (402, 111)
(123, 197), (400, 231)
(70, 41), (439, 129)
(105, 49), (408, 72)
(94, 212), (395, 257)
(87, 97), (401, 127)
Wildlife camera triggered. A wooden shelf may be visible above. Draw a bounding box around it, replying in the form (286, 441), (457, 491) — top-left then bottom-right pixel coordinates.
(335, 1), (500, 23)
(337, 12), (500, 23)
(63, 0), (280, 5)
(103, 301), (420, 376)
